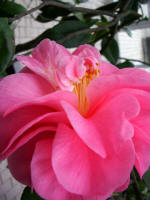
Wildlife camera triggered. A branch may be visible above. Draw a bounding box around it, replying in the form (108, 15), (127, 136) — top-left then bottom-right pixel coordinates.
(131, 170), (143, 200)
(58, 10), (141, 44)
(9, 0), (114, 23)
(119, 57), (150, 66)
(15, 10), (141, 53)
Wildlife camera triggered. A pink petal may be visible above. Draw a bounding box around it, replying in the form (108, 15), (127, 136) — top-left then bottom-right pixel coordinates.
(61, 93), (139, 157)
(115, 178), (130, 192)
(0, 72), (53, 114)
(4, 90), (77, 117)
(0, 104), (53, 154)
(17, 39), (77, 90)
(32, 39), (70, 65)
(31, 138), (83, 200)
(8, 132), (51, 186)
(133, 125), (150, 177)
(100, 61), (118, 75)
(1, 112), (67, 160)
(52, 124), (135, 196)
(87, 68), (150, 112)
(73, 44), (101, 72)
(73, 44), (101, 63)
(133, 109), (150, 136)
(61, 101), (107, 158)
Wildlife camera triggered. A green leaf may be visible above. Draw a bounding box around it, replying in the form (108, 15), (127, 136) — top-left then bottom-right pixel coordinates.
(50, 20), (91, 48)
(0, 1), (26, 18)
(97, 2), (118, 12)
(36, 2), (70, 22)
(117, 61), (134, 69)
(101, 38), (119, 65)
(74, 0), (88, 3)
(0, 18), (15, 73)
(74, 12), (85, 22)
(143, 168), (150, 190)
(139, 0), (150, 4)
(21, 186), (43, 200)
(16, 20), (91, 53)
(124, 27), (132, 37)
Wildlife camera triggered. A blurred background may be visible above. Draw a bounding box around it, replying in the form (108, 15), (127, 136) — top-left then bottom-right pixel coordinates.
(0, 0), (150, 200)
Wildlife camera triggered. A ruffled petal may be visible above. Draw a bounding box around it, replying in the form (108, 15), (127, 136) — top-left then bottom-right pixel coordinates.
(133, 126), (150, 177)
(61, 93), (139, 157)
(87, 68), (150, 112)
(73, 44), (101, 63)
(8, 132), (51, 186)
(0, 104), (53, 154)
(100, 61), (118, 75)
(1, 112), (67, 160)
(52, 124), (135, 196)
(31, 138), (83, 200)
(0, 72), (53, 114)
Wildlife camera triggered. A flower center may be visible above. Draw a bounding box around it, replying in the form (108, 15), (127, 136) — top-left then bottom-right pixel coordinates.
(73, 66), (100, 116)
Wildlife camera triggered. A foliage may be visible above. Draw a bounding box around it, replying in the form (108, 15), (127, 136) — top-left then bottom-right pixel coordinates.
(0, 0), (149, 75)
(0, 0), (150, 199)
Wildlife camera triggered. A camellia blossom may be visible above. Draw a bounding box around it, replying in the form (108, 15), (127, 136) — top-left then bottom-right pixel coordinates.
(1, 39), (150, 200)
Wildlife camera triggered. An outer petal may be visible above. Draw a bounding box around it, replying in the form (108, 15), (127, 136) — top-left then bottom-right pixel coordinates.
(73, 44), (101, 71)
(1, 112), (67, 160)
(0, 72), (53, 114)
(87, 68), (150, 112)
(73, 44), (101, 63)
(0, 104), (52, 154)
(17, 39), (79, 90)
(31, 39), (70, 68)
(8, 132), (51, 186)
(61, 93), (139, 157)
(52, 124), (135, 196)
(133, 126), (150, 177)
(31, 138), (83, 200)
(100, 61), (118, 75)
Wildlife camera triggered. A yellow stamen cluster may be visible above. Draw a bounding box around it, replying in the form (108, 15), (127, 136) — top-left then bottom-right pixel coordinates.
(73, 68), (100, 116)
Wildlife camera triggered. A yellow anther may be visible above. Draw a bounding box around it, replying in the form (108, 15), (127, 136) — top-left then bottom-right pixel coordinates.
(73, 67), (100, 116)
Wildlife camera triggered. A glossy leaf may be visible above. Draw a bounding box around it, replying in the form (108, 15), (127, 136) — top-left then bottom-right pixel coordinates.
(51, 20), (91, 47)
(143, 168), (150, 190)
(0, 1), (26, 18)
(0, 18), (15, 73)
(74, 0), (88, 3)
(101, 38), (120, 65)
(21, 186), (43, 200)
(117, 61), (134, 69)
(16, 20), (91, 52)
(36, 2), (70, 22)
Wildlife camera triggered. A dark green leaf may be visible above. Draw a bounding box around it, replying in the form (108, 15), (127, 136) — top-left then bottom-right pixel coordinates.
(98, 2), (118, 12)
(0, 1), (26, 18)
(101, 38), (119, 65)
(139, 0), (150, 4)
(120, 0), (141, 27)
(143, 168), (150, 190)
(51, 20), (91, 48)
(117, 61), (134, 69)
(74, 0), (88, 3)
(124, 27), (132, 37)
(21, 186), (43, 200)
(16, 20), (91, 52)
(0, 18), (15, 73)
(74, 12), (85, 22)
(36, 2), (70, 22)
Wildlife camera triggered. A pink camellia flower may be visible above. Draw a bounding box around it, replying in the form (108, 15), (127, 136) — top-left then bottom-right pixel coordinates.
(1, 39), (150, 200)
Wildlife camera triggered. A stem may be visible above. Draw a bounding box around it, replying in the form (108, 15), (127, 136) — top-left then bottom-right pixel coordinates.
(15, 10), (141, 53)
(58, 10), (140, 44)
(119, 57), (150, 66)
(131, 170), (143, 200)
(9, 0), (114, 23)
